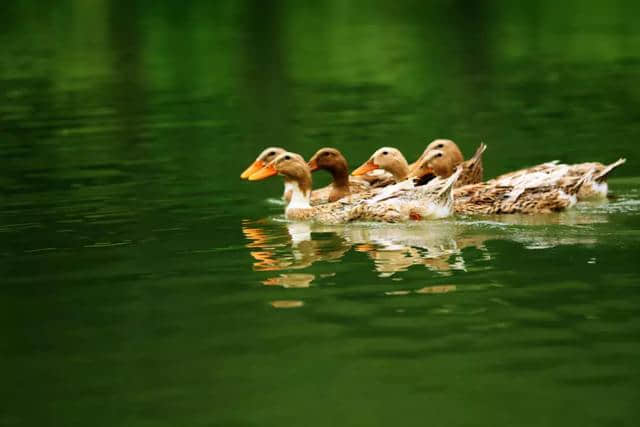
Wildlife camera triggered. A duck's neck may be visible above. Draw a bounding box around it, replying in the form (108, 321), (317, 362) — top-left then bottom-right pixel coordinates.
(388, 161), (410, 181)
(329, 163), (350, 189)
(434, 162), (454, 178)
(284, 178), (311, 212)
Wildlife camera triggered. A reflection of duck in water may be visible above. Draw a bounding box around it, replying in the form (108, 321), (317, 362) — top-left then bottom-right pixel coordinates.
(242, 218), (493, 277)
(346, 222), (467, 276)
(241, 220), (350, 272)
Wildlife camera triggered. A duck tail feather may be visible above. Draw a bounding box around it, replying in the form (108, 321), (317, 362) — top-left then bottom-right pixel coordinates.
(437, 166), (463, 199)
(468, 142), (487, 165)
(569, 168), (596, 195)
(595, 158), (626, 183)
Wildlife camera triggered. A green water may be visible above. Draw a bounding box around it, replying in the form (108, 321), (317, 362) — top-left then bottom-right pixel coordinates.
(2, 1), (640, 426)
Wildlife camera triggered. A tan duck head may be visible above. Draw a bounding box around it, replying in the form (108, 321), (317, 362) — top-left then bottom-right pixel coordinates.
(240, 147), (286, 179)
(407, 149), (449, 179)
(308, 147), (351, 202)
(352, 147), (410, 181)
(248, 152), (313, 210)
(410, 139), (463, 175)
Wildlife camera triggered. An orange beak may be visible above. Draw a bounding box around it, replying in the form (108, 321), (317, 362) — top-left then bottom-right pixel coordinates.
(308, 158), (319, 172)
(248, 163), (278, 181)
(241, 160), (265, 179)
(352, 160), (379, 176)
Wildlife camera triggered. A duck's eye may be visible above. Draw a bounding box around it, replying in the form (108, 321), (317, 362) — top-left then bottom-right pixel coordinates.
(268, 151), (275, 156)
(382, 151), (388, 155)
(436, 144), (444, 149)
(323, 152), (330, 157)
(436, 153), (443, 157)
(284, 155), (291, 160)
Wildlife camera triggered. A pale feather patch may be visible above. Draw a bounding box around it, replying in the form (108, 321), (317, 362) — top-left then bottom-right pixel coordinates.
(286, 182), (311, 211)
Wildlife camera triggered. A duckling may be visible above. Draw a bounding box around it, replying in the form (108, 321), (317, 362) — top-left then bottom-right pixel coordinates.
(307, 148), (372, 203)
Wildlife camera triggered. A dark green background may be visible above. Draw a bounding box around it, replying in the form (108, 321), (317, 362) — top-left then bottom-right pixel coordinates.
(1, 1), (639, 426)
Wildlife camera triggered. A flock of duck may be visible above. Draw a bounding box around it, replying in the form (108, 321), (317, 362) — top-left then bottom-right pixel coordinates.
(240, 139), (626, 224)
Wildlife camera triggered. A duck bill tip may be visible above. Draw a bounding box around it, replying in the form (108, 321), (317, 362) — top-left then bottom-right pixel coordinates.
(308, 159), (318, 172)
(352, 161), (378, 176)
(248, 165), (278, 181)
(240, 160), (265, 179)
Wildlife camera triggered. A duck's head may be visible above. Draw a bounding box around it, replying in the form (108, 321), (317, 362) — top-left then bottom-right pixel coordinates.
(352, 147), (409, 181)
(424, 139), (464, 163)
(408, 149), (448, 181)
(240, 147), (286, 179)
(308, 147), (349, 174)
(410, 139), (463, 177)
(248, 151), (311, 190)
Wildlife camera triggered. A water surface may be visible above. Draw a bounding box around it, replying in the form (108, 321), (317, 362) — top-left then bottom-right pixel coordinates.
(2, 1), (640, 426)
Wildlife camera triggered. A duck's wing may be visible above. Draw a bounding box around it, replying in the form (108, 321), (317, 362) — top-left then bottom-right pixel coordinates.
(365, 179), (416, 204)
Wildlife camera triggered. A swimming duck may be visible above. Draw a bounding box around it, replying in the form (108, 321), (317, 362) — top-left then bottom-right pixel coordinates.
(348, 150), (463, 222)
(249, 151), (460, 223)
(352, 147), (412, 182)
(452, 170), (594, 215)
(409, 139), (464, 171)
(242, 148), (312, 203)
(492, 158), (626, 200)
(409, 145), (596, 214)
(307, 147), (373, 203)
(410, 140), (486, 187)
(248, 152), (365, 223)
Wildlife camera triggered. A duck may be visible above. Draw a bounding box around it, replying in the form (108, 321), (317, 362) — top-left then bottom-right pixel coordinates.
(242, 148), (311, 203)
(491, 158), (626, 200)
(408, 144), (599, 214)
(248, 152), (362, 223)
(306, 147), (374, 203)
(240, 147), (286, 179)
(453, 171), (594, 215)
(349, 158), (463, 222)
(248, 151), (461, 223)
(352, 147), (412, 182)
(409, 139), (464, 171)
(410, 140), (486, 187)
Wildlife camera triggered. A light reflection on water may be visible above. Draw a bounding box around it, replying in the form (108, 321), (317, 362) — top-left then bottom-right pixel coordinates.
(242, 192), (633, 285)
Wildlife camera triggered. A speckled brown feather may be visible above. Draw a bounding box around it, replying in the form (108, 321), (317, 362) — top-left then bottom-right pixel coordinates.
(455, 143), (486, 187)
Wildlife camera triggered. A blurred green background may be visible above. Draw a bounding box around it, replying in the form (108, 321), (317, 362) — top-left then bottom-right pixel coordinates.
(1, 1), (640, 426)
